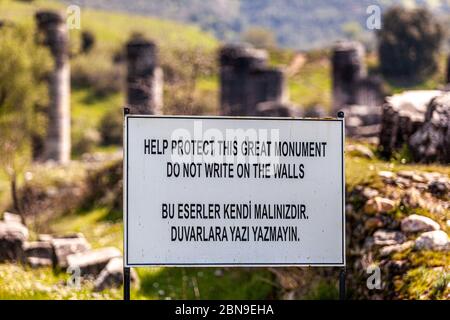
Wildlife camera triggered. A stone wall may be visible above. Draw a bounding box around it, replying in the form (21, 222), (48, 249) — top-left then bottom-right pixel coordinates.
(378, 90), (442, 159)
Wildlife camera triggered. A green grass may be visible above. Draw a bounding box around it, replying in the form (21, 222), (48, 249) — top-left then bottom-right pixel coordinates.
(303, 280), (339, 300)
(1, 142), (448, 300)
(396, 267), (449, 300)
(133, 267), (274, 300)
(289, 59), (331, 111)
(50, 207), (123, 250)
(0, 263), (121, 300)
(345, 141), (450, 190)
(71, 89), (122, 130)
(0, 0), (218, 51)
(48, 207), (274, 300)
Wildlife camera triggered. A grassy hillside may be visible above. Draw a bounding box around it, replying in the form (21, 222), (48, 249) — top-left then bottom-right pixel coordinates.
(57, 0), (450, 50)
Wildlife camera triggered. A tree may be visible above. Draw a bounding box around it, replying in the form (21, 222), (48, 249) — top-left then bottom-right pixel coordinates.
(241, 27), (277, 49)
(0, 25), (51, 218)
(377, 6), (443, 80)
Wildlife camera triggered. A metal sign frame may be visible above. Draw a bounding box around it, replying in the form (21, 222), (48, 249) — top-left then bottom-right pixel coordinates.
(122, 108), (346, 299)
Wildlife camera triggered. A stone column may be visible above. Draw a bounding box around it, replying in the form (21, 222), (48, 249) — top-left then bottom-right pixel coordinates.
(126, 37), (163, 115)
(219, 44), (288, 116)
(332, 41), (367, 114)
(35, 11), (71, 164)
(355, 76), (385, 107)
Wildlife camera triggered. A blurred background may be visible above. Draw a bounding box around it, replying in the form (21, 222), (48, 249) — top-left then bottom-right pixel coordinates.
(0, 0), (448, 300)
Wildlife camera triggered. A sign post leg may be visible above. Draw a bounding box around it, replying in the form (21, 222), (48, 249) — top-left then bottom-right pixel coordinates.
(124, 267), (131, 300)
(339, 267), (346, 300)
(123, 106), (131, 301)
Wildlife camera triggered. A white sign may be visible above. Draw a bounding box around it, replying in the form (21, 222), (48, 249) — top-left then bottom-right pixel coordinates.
(124, 116), (345, 267)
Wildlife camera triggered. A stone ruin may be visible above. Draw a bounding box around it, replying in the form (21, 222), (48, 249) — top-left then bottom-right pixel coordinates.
(378, 90), (450, 163)
(332, 41), (386, 139)
(446, 54), (450, 85)
(0, 212), (138, 292)
(330, 40), (448, 163)
(332, 40), (367, 112)
(126, 37), (163, 115)
(409, 93), (450, 163)
(35, 10), (71, 164)
(219, 44), (297, 117)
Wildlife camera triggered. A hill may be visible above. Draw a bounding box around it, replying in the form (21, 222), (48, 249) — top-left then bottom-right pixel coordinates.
(58, 0), (450, 50)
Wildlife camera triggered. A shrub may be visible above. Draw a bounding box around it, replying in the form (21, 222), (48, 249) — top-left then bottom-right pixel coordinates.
(0, 23), (51, 214)
(72, 127), (101, 156)
(71, 51), (124, 96)
(99, 109), (123, 146)
(378, 7), (443, 81)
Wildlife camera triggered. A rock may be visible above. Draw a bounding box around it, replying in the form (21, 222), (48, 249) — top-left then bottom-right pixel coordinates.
(378, 171), (395, 179)
(379, 90), (440, 159)
(409, 92), (450, 163)
(0, 221), (28, 263)
(2, 212), (22, 223)
(67, 247), (122, 276)
(361, 187), (379, 199)
(345, 144), (374, 159)
(345, 204), (355, 215)
(381, 259), (408, 275)
(428, 180), (448, 198)
(373, 230), (406, 246)
(93, 257), (139, 291)
(38, 234), (53, 242)
(24, 241), (54, 260)
(379, 240), (414, 257)
(402, 188), (424, 208)
(345, 104), (382, 125)
(23, 239), (54, 268)
(415, 230), (450, 251)
(397, 170), (415, 179)
(412, 174), (426, 183)
(365, 217), (384, 230)
(346, 116), (363, 127)
(401, 214), (440, 233)
(394, 176), (412, 188)
(27, 256), (53, 268)
(302, 106), (327, 118)
(364, 197), (396, 214)
(394, 170), (425, 183)
(51, 234), (91, 268)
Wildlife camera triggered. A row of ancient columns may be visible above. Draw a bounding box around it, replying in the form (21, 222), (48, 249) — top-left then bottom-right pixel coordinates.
(33, 11), (164, 164)
(31, 10), (373, 165)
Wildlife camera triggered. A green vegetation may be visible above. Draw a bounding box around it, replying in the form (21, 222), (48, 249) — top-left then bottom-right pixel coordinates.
(378, 6), (443, 81)
(0, 263), (121, 300)
(56, 0), (450, 50)
(0, 0), (449, 301)
(0, 21), (52, 203)
(304, 281), (339, 300)
(0, 0), (220, 156)
(134, 267), (274, 300)
(289, 53), (331, 111)
(396, 267), (449, 300)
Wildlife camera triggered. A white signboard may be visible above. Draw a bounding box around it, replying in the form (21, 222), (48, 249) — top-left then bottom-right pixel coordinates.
(124, 116), (345, 267)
